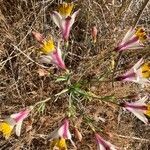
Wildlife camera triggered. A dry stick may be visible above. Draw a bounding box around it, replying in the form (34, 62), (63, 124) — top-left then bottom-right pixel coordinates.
(12, 44), (48, 68)
(114, 133), (150, 142)
(111, 0), (150, 87)
(133, 0), (149, 28)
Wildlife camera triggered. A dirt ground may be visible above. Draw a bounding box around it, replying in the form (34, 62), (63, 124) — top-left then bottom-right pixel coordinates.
(0, 0), (150, 149)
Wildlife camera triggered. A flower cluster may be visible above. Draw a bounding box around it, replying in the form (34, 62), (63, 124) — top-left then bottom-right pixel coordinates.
(0, 1), (150, 150)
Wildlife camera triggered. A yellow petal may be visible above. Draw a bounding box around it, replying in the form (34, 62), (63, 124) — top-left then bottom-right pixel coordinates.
(135, 28), (147, 42)
(41, 39), (55, 54)
(145, 105), (150, 117)
(58, 2), (74, 17)
(0, 122), (14, 139)
(51, 138), (67, 150)
(141, 62), (150, 78)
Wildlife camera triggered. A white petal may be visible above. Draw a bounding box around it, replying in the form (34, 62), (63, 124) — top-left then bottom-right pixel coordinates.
(97, 144), (106, 150)
(40, 55), (52, 64)
(122, 28), (135, 43)
(105, 141), (117, 150)
(47, 128), (59, 140)
(126, 107), (148, 124)
(15, 121), (23, 136)
(69, 10), (80, 27)
(56, 42), (62, 59)
(51, 11), (62, 28)
(133, 58), (144, 71)
(134, 96), (148, 105)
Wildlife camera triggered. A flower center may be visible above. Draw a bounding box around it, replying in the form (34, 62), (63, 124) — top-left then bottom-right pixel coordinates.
(51, 137), (67, 150)
(135, 28), (147, 42)
(0, 122), (14, 139)
(58, 2), (74, 17)
(41, 39), (55, 54)
(141, 62), (150, 78)
(145, 105), (150, 117)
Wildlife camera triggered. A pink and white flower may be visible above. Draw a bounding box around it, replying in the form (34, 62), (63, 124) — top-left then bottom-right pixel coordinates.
(120, 96), (150, 124)
(51, 2), (79, 41)
(0, 106), (33, 139)
(48, 119), (75, 147)
(95, 133), (117, 150)
(115, 58), (150, 85)
(32, 31), (66, 70)
(40, 41), (66, 70)
(115, 28), (147, 52)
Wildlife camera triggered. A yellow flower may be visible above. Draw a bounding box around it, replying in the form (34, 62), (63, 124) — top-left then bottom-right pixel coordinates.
(0, 122), (14, 139)
(58, 2), (74, 17)
(135, 28), (147, 41)
(141, 62), (150, 78)
(51, 138), (67, 150)
(145, 105), (150, 117)
(41, 39), (55, 54)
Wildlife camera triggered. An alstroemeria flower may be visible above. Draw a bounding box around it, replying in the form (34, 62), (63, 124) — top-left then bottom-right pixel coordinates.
(32, 31), (66, 69)
(115, 58), (150, 85)
(120, 96), (150, 124)
(95, 133), (117, 150)
(51, 2), (79, 41)
(48, 119), (75, 150)
(0, 107), (32, 139)
(40, 42), (66, 70)
(115, 28), (148, 51)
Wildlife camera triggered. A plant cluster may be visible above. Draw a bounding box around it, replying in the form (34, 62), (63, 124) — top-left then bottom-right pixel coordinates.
(0, 1), (150, 150)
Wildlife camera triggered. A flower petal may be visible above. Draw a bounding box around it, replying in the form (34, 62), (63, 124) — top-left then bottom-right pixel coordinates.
(133, 58), (144, 71)
(134, 96), (148, 105)
(51, 11), (62, 28)
(126, 107), (148, 124)
(61, 10), (80, 40)
(11, 109), (30, 123)
(40, 55), (52, 64)
(15, 121), (23, 136)
(51, 48), (66, 69)
(122, 28), (135, 43)
(95, 133), (117, 150)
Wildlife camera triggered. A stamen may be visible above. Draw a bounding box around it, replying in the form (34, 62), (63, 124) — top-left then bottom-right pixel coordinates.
(0, 122), (13, 139)
(135, 28), (147, 41)
(51, 137), (67, 150)
(41, 39), (55, 54)
(145, 105), (150, 117)
(58, 2), (74, 17)
(141, 62), (150, 78)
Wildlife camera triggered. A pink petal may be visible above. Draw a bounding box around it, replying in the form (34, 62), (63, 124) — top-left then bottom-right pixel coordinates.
(61, 10), (80, 40)
(95, 133), (117, 150)
(11, 108), (32, 123)
(58, 119), (71, 139)
(51, 48), (66, 69)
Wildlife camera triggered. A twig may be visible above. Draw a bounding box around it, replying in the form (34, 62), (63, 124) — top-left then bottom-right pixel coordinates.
(33, 97), (51, 107)
(114, 133), (150, 142)
(133, 0), (150, 28)
(12, 44), (48, 68)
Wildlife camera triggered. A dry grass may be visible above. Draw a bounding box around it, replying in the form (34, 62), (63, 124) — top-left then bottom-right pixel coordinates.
(0, 0), (150, 149)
